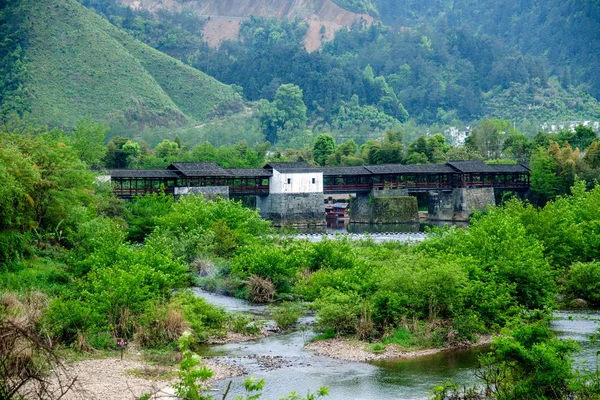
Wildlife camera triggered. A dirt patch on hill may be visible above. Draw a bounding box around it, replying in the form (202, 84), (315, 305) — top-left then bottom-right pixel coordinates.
(202, 17), (242, 48)
(122, 0), (373, 51)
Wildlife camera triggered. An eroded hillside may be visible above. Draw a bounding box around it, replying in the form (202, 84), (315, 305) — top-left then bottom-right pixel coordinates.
(123, 0), (373, 51)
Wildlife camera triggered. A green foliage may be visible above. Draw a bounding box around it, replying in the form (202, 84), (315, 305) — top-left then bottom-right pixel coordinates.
(125, 191), (174, 242)
(4, 0), (239, 131)
(312, 134), (336, 166)
(331, 0), (379, 16)
(271, 302), (303, 330)
(230, 244), (300, 295)
(173, 332), (214, 400)
(152, 194), (272, 260)
(477, 322), (578, 399)
(565, 262), (600, 307)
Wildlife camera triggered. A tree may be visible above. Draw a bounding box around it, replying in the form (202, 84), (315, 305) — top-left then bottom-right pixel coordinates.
(154, 139), (180, 158)
(66, 118), (108, 168)
(529, 147), (560, 202)
(573, 124), (597, 150)
(313, 134), (336, 166)
(274, 84), (307, 130)
(467, 119), (512, 159)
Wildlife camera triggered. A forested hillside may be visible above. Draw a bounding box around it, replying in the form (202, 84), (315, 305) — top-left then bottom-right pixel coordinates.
(0, 0), (241, 130)
(373, 0), (600, 100)
(86, 0), (600, 137)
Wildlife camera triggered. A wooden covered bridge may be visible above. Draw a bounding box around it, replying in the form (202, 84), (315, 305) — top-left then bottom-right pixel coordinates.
(109, 160), (530, 199)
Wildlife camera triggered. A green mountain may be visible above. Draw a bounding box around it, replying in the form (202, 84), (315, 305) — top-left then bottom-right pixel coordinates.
(0, 0), (241, 129)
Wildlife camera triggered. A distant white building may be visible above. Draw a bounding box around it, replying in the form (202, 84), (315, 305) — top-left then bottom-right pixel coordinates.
(445, 126), (471, 146)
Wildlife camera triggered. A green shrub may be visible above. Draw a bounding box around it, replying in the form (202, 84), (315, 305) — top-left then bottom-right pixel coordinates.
(565, 262), (600, 306)
(228, 312), (261, 335)
(383, 327), (414, 348)
(231, 245), (300, 295)
(87, 331), (117, 350)
(271, 302), (303, 330)
(370, 343), (386, 353)
(315, 291), (363, 335)
(0, 231), (24, 272)
(171, 291), (228, 340)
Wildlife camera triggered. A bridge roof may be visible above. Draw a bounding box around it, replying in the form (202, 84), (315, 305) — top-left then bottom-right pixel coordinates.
(167, 162), (229, 176)
(447, 160), (497, 173)
(264, 162), (318, 173)
(364, 163), (456, 174)
(489, 164), (530, 173)
(322, 166), (372, 176)
(226, 168), (273, 177)
(110, 169), (180, 178)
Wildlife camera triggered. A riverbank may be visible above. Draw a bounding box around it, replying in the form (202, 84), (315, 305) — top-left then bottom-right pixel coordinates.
(306, 335), (493, 362)
(21, 353), (244, 400)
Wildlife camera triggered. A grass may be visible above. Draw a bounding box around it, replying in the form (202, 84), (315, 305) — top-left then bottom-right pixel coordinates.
(0, 258), (71, 296)
(382, 327), (420, 349)
(125, 366), (177, 381)
(10, 0), (241, 130)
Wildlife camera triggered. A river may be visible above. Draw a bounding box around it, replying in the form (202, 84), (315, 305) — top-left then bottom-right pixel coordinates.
(194, 289), (600, 400)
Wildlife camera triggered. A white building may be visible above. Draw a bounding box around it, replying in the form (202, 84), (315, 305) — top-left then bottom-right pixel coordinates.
(264, 162), (323, 194)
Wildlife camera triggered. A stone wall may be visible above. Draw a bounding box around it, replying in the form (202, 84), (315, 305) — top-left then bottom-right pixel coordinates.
(174, 186), (229, 200)
(257, 193), (325, 225)
(350, 193), (418, 223)
(428, 187), (495, 221)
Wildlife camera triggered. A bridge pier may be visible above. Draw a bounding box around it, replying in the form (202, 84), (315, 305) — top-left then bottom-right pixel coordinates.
(428, 187), (495, 221)
(349, 189), (418, 223)
(256, 193), (325, 225)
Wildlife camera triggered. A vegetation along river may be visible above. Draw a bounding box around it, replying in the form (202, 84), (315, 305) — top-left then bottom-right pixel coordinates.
(194, 289), (599, 400)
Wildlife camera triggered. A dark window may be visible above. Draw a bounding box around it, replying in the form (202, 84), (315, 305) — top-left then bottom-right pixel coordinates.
(312, 178), (316, 184)
(287, 178), (291, 184)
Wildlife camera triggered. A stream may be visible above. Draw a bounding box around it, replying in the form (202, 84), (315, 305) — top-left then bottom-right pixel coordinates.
(193, 289), (600, 400)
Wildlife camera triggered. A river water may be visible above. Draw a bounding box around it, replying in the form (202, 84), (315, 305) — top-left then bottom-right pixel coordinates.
(194, 289), (600, 400)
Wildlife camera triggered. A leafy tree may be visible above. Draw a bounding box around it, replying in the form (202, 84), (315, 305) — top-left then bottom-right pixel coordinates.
(65, 118), (108, 168)
(313, 133), (336, 166)
(466, 119), (511, 159)
(154, 139), (180, 158)
(529, 147), (559, 201)
(274, 84), (308, 130)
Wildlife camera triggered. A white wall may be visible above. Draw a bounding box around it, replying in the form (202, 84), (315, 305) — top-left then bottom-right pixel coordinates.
(269, 169), (323, 194)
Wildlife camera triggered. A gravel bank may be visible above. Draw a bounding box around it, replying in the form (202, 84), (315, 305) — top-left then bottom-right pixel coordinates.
(306, 335), (493, 362)
(21, 356), (244, 400)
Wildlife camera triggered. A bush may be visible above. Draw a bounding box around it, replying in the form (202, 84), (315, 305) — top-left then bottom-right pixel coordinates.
(231, 245), (300, 296)
(271, 302), (303, 330)
(315, 291), (363, 335)
(565, 262), (600, 306)
(0, 231), (24, 272)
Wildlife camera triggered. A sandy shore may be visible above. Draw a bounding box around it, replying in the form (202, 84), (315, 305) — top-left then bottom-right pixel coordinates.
(306, 335), (493, 362)
(21, 355), (244, 400)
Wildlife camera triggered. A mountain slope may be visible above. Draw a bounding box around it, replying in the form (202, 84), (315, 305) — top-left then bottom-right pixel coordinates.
(0, 0), (240, 128)
(121, 0), (373, 51)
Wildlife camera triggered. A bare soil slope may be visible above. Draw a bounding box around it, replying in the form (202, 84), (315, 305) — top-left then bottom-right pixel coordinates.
(124, 0), (373, 51)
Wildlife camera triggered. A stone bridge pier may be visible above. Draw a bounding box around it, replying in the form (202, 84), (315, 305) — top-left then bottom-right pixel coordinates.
(349, 189), (419, 223)
(428, 187), (496, 221)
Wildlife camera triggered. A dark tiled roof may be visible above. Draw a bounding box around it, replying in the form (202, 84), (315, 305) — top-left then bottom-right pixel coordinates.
(167, 162), (229, 176)
(225, 168), (273, 177)
(489, 164), (530, 173)
(264, 162), (316, 173)
(322, 166), (371, 176)
(447, 160), (498, 173)
(110, 169), (180, 178)
(365, 163), (456, 174)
